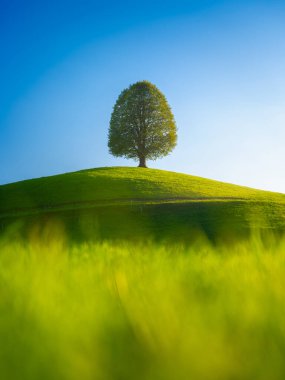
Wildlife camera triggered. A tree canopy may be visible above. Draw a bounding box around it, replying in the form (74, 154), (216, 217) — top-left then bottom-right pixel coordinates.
(108, 81), (177, 167)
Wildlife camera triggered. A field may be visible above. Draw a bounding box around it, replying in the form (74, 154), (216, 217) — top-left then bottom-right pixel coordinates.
(1, 167), (285, 242)
(1, 167), (285, 379)
(1, 234), (285, 380)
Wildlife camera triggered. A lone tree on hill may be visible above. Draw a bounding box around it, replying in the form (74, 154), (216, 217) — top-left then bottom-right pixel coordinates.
(108, 81), (177, 168)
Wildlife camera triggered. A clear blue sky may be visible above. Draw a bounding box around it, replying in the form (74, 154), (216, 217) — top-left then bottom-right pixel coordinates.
(1, 0), (285, 192)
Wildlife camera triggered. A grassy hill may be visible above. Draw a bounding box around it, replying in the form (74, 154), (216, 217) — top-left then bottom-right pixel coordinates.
(2, 168), (285, 380)
(1, 167), (285, 242)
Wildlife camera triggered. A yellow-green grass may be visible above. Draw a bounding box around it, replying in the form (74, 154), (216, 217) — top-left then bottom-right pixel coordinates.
(1, 235), (285, 380)
(1, 167), (285, 213)
(1, 168), (285, 379)
(1, 167), (285, 242)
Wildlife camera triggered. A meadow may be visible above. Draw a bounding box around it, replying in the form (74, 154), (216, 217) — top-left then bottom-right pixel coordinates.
(1, 167), (285, 379)
(1, 168), (285, 215)
(1, 231), (285, 380)
(1, 167), (285, 243)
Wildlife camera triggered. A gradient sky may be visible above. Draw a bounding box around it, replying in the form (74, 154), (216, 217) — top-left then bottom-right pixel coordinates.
(1, 0), (285, 192)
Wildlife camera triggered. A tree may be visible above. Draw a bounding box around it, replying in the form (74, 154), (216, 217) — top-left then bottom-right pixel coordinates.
(108, 81), (177, 168)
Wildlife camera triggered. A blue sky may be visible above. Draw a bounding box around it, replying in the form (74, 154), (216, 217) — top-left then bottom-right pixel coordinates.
(1, 0), (285, 192)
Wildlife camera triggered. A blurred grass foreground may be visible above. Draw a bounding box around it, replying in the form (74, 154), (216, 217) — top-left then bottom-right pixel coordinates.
(1, 231), (285, 380)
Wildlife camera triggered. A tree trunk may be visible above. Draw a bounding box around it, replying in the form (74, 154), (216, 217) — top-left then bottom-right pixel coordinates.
(138, 156), (147, 168)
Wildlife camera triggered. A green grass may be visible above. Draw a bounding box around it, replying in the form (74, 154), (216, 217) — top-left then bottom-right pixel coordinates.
(1, 234), (285, 380)
(1, 167), (285, 242)
(1, 167), (285, 213)
(1, 168), (285, 378)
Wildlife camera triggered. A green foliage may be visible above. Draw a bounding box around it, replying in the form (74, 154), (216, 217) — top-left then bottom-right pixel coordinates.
(108, 81), (177, 166)
(1, 236), (285, 380)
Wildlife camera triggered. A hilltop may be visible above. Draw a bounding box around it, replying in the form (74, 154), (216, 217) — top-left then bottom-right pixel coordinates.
(1, 167), (285, 242)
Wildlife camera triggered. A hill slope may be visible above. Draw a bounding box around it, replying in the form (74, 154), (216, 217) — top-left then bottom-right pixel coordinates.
(1, 167), (285, 212)
(1, 167), (285, 242)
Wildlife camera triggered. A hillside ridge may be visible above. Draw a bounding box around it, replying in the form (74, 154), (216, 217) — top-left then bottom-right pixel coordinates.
(1, 167), (284, 217)
(1, 167), (285, 241)
(2, 166), (285, 196)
